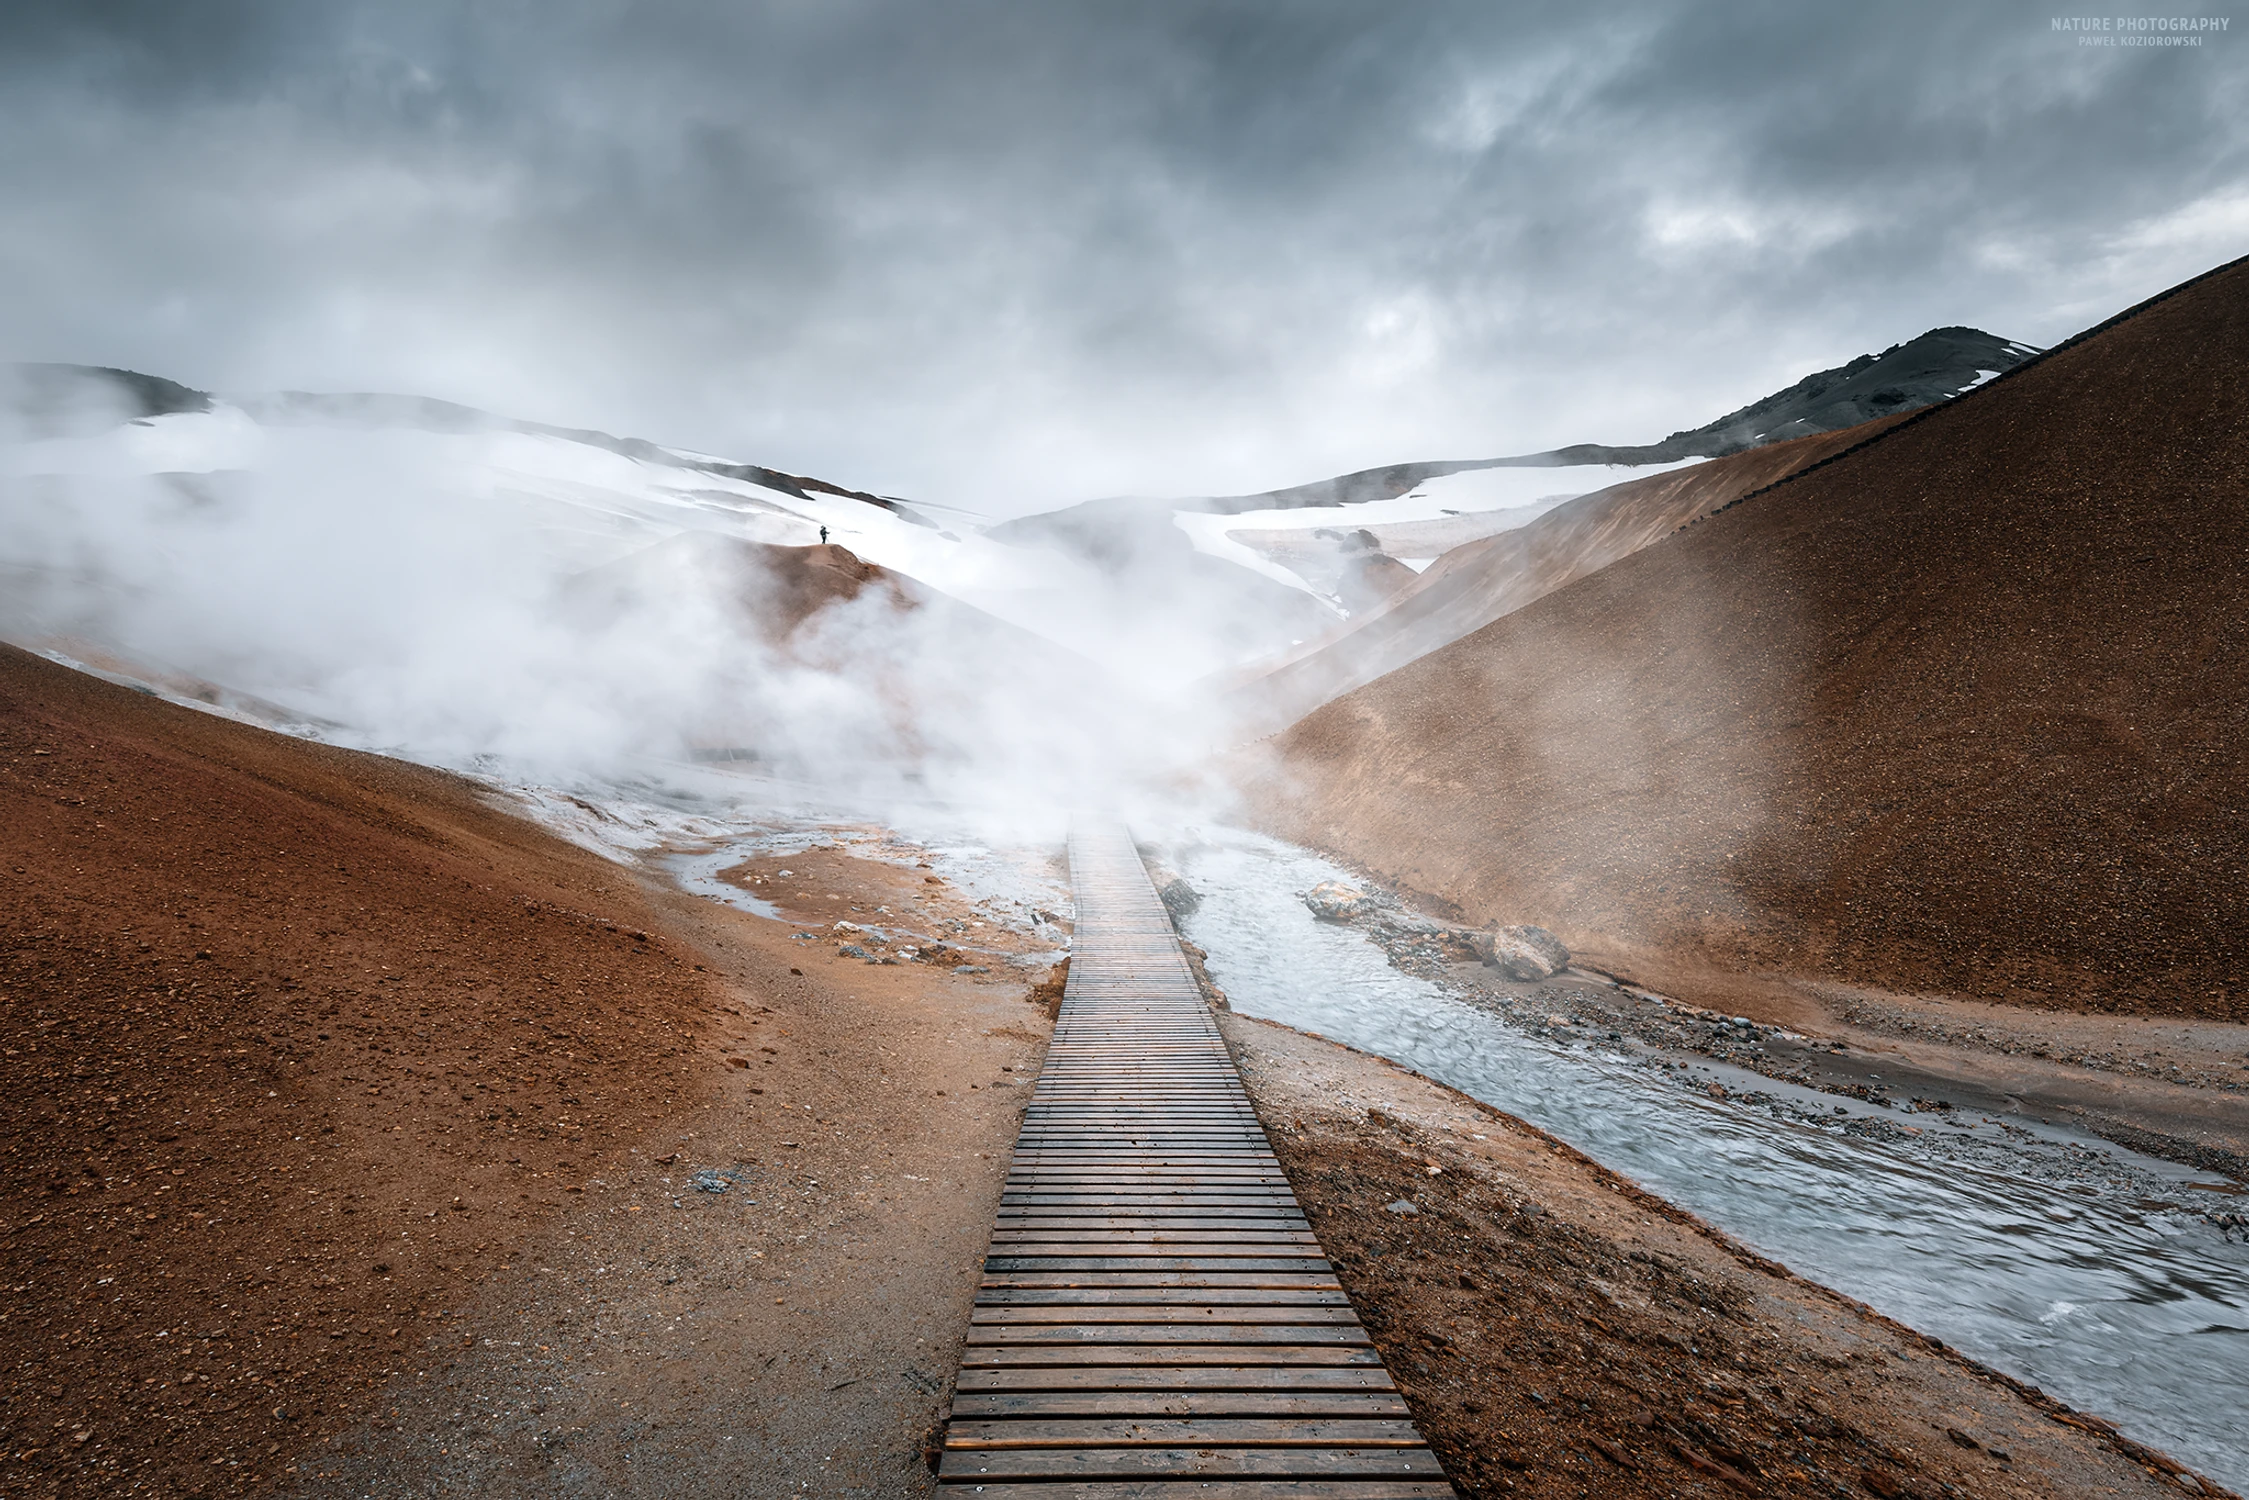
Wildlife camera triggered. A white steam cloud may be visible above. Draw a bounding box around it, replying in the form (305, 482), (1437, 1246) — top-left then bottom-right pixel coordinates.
(0, 368), (1245, 834)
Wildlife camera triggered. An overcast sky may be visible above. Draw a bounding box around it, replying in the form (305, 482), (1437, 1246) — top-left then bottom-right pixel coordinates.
(3, 1), (2244, 514)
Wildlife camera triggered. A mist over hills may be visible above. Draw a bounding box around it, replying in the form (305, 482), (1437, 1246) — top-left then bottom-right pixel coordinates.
(0, 367), (1180, 799)
(1235, 254), (2249, 1023)
(1220, 412), (1920, 732)
(0, 318), (2053, 800)
(989, 326), (2037, 659)
(3, 365), (950, 529)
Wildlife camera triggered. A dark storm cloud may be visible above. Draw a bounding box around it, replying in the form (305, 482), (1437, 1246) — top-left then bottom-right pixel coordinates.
(3, 1), (2244, 510)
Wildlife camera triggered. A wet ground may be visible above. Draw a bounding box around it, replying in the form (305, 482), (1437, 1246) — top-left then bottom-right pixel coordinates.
(1226, 1013), (2225, 1500)
(1159, 826), (2249, 1494)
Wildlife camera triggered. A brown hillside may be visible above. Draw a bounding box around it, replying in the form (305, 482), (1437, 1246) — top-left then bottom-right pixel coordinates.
(0, 644), (718, 1490)
(560, 533), (1093, 762)
(563, 532), (1080, 673)
(1241, 255), (2249, 1021)
(560, 534), (915, 644)
(1226, 414), (1911, 732)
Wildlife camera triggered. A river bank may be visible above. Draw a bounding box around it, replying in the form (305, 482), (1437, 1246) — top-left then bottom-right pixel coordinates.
(1252, 839), (2249, 1199)
(1162, 826), (2249, 1492)
(1225, 1012), (2234, 1499)
(1447, 965), (2249, 1196)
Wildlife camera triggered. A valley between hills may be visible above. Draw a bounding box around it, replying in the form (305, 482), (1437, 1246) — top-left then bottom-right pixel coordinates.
(4, 256), (2245, 1498)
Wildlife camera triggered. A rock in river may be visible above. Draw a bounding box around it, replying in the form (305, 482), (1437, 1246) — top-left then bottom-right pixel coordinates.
(1478, 924), (1571, 981)
(1304, 881), (1379, 922)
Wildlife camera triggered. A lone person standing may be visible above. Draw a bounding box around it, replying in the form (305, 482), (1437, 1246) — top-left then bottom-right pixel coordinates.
(819, 525), (829, 545)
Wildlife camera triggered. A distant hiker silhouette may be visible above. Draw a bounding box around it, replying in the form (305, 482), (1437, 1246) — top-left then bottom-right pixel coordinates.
(819, 526), (829, 544)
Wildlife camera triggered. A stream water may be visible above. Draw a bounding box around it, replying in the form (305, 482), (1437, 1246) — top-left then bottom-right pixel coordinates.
(1168, 827), (2249, 1492)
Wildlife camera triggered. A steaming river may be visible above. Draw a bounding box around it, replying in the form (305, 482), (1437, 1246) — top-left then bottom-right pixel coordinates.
(1166, 827), (2249, 1492)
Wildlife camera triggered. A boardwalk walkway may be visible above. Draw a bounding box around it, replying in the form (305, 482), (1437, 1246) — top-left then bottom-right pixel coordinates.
(934, 823), (1449, 1496)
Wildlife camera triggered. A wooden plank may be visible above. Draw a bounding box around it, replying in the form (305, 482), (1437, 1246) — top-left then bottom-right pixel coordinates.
(966, 1324), (1371, 1345)
(1007, 1163), (1285, 1169)
(981, 1264), (1338, 1280)
(926, 1484), (1454, 1499)
(998, 1214), (1306, 1225)
(961, 1345), (1383, 1368)
(1007, 1160), (1286, 1169)
(980, 1275), (1345, 1291)
(976, 1289), (1352, 1307)
(989, 1240), (1323, 1255)
(973, 1307), (1360, 1325)
(993, 1224), (1313, 1235)
(944, 1418), (1424, 1449)
(938, 1446), (1448, 1480)
(998, 1197), (1307, 1210)
(989, 1214), (1313, 1223)
(990, 1244), (1323, 1257)
(955, 1367), (1400, 1394)
(983, 1259), (1335, 1274)
(996, 1206), (1307, 1218)
(991, 1233), (1320, 1244)
(948, 1391), (1412, 1419)
(1003, 1187), (1292, 1196)
(1002, 1178), (1293, 1187)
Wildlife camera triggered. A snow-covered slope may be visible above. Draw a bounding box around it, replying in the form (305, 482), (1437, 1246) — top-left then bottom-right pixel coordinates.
(1203, 457), (1709, 583)
(995, 326), (2036, 631)
(1219, 417), (1914, 732)
(3, 385), (1068, 610)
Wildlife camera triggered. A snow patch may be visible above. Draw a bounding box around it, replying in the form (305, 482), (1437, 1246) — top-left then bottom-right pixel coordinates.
(1171, 510), (1345, 611)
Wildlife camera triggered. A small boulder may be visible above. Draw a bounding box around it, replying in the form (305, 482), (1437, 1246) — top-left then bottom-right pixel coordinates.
(1156, 878), (1201, 919)
(1477, 924), (1570, 981)
(1304, 881), (1375, 922)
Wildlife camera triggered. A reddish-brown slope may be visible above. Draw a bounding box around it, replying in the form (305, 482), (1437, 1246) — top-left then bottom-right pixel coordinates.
(1242, 255), (2249, 1020)
(562, 534), (918, 644)
(0, 645), (719, 1491)
(1226, 415), (1912, 731)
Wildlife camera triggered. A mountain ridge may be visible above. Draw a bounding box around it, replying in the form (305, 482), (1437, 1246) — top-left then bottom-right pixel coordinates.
(997, 325), (2035, 528)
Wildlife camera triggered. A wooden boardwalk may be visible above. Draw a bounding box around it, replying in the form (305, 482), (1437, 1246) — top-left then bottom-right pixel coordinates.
(935, 823), (1449, 1497)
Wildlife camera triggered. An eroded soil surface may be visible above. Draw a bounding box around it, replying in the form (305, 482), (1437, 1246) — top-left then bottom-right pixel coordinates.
(0, 646), (1057, 1498)
(290, 853), (1054, 1499)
